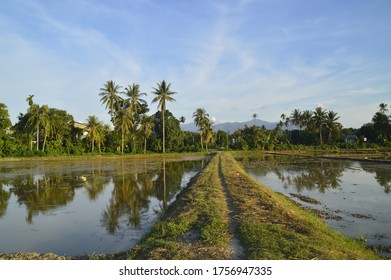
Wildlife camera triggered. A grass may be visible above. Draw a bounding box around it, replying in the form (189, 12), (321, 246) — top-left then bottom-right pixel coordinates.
(220, 152), (381, 259)
(126, 152), (381, 260)
(127, 153), (233, 260)
(0, 151), (211, 162)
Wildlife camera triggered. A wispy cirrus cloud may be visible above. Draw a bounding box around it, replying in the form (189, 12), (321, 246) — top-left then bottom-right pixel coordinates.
(1, 0), (390, 128)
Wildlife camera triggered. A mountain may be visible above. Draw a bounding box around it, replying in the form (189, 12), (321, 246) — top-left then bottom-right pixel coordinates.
(180, 119), (278, 133)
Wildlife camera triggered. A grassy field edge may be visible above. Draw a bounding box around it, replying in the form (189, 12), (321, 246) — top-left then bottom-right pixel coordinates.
(220, 152), (381, 260)
(127, 153), (233, 260)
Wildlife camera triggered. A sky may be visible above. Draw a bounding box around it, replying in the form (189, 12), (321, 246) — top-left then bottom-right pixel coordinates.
(1, 0), (390, 128)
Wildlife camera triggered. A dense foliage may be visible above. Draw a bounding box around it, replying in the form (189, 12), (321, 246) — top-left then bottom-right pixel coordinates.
(1, 85), (390, 157)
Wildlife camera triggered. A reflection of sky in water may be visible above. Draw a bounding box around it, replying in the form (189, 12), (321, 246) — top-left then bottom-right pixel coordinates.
(242, 157), (391, 255)
(0, 157), (205, 255)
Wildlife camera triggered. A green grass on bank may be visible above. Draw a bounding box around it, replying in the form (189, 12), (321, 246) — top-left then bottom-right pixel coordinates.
(127, 152), (381, 260)
(220, 152), (381, 260)
(127, 153), (233, 260)
(0, 151), (212, 162)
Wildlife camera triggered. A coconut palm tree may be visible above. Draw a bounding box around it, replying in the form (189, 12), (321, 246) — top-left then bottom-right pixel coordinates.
(151, 80), (177, 153)
(202, 119), (215, 152)
(301, 110), (313, 131)
(39, 105), (50, 152)
(124, 83), (148, 152)
(139, 115), (155, 154)
(193, 108), (210, 150)
(27, 104), (44, 151)
(26, 94), (34, 107)
(99, 80), (123, 124)
(289, 109), (302, 129)
(325, 111), (341, 144)
(378, 103), (388, 114)
(98, 124), (111, 153)
(252, 113), (258, 126)
(312, 107), (327, 145)
(123, 83), (147, 116)
(86, 115), (103, 152)
(115, 108), (133, 154)
(373, 104), (391, 142)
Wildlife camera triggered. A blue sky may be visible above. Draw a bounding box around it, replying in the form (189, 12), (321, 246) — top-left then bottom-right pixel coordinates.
(1, 0), (390, 128)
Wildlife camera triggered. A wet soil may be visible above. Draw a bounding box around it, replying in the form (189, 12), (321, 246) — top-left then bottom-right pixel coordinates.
(289, 193), (321, 205)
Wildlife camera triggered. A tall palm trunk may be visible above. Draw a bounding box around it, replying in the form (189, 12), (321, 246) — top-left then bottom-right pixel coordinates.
(200, 131), (204, 150)
(162, 109), (165, 153)
(121, 130), (125, 154)
(36, 127), (39, 151)
(151, 80), (176, 153)
(319, 125), (323, 145)
(43, 132), (47, 152)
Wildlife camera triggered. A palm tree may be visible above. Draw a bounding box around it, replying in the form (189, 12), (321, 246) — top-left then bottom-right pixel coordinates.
(124, 83), (147, 116)
(312, 107), (327, 145)
(193, 108), (209, 150)
(86, 115), (103, 152)
(373, 104), (391, 141)
(26, 94), (34, 107)
(378, 103), (388, 114)
(252, 113), (258, 126)
(301, 110), (313, 131)
(139, 115), (155, 154)
(203, 119), (215, 152)
(280, 113), (289, 127)
(325, 111), (341, 144)
(39, 105), (50, 152)
(124, 83), (148, 152)
(289, 109), (302, 129)
(151, 80), (177, 153)
(99, 80), (123, 124)
(115, 108), (133, 154)
(27, 104), (43, 151)
(98, 124), (111, 153)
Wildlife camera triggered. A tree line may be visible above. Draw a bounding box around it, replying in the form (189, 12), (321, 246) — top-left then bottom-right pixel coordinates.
(0, 81), (390, 157)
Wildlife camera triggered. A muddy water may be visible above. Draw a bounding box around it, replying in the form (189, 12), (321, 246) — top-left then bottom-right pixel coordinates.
(237, 154), (391, 257)
(0, 156), (207, 256)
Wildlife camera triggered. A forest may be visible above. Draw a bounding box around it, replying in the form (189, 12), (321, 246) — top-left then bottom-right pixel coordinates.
(1, 80), (390, 157)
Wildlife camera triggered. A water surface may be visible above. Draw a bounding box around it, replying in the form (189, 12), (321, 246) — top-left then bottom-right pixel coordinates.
(236, 154), (391, 256)
(0, 156), (206, 256)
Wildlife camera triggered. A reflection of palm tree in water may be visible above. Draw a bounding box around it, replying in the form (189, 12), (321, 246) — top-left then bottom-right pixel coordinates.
(10, 173), (77, 223)
(274, 160), (349, 193)
(101, 160), (159, 233)
(0, 185), (11, 218)
(360, 162), (391, 193)
(163, 158), (167, 209)
(84, 169), (110, 200)
(101, 171), (149, 233)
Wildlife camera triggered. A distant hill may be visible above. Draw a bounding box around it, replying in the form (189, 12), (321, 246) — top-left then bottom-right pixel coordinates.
(181, 119), (278, 133)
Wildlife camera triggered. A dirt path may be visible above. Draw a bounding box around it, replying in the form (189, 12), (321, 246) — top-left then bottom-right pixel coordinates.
(217, 152), (246, 259)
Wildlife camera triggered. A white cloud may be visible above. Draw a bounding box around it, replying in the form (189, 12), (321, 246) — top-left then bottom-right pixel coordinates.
(1, 0), (390, 129)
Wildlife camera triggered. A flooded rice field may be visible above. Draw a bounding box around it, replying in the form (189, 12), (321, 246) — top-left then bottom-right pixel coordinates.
(236, 154), (391, 257)
(0, 156), (207, 256)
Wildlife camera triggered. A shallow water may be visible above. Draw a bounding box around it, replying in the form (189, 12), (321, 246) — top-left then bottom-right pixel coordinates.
(236, 154), (391, 256)
(0, 156), (206, 256)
